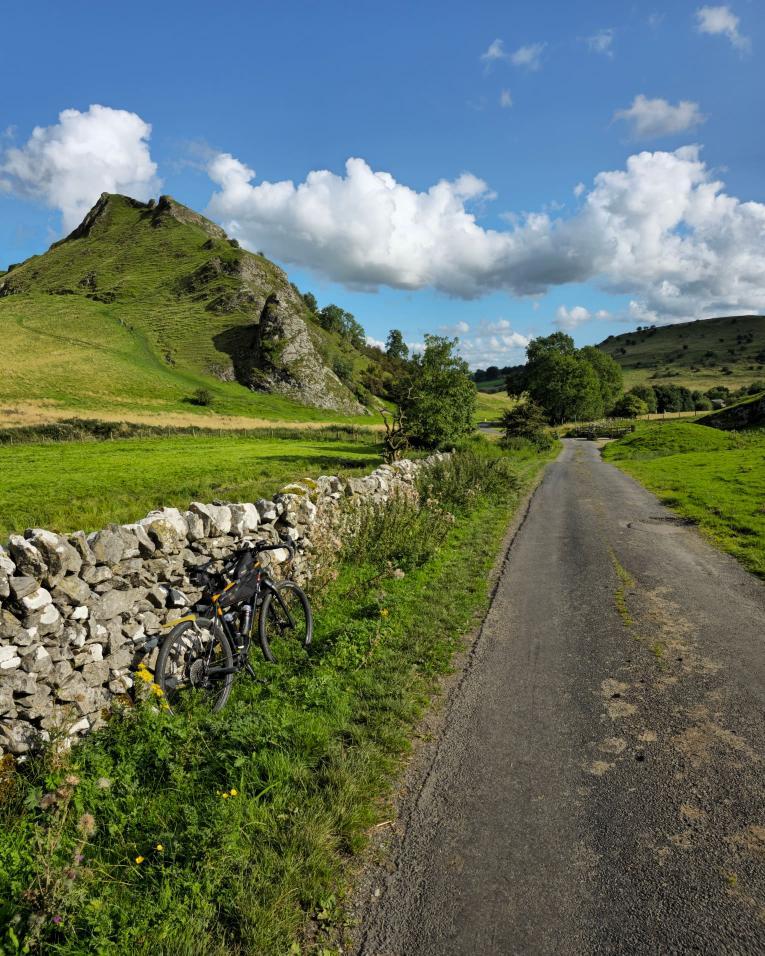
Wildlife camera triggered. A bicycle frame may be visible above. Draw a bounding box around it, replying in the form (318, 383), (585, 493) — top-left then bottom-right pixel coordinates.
(203, 572), (297, 680)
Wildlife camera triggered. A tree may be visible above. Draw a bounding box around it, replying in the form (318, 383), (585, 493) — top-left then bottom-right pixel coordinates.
(385, 329), (409, 362)
(501, 400), (550, 447)
(506, 333), (621, 423)
(580, 346), (623, 413)
(504, 365), (527, 397)
(318, 304), (366, 350)
(612, 393), (648, 418)
(629, 384), (657, 414)
(654, 384), (694, 413)
(380, 406), (409, 463)
(302, 291), (318, 314)
(526, 331), (577, 363)
(398, 335), (476, 448)
(523, 334), (603, 424)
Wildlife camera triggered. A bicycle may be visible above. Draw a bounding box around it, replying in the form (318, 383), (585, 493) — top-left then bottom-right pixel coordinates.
(155, 539), (313, 711)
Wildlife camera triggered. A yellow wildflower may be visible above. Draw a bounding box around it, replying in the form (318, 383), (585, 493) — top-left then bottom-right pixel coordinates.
(150, 684), (164, 697)
(135, 856), (144, 864)
(221, 792), (229, 799)
(155, 844), (164, 852)
(379, 608), (389, 618)
(229, 788), (238, 797)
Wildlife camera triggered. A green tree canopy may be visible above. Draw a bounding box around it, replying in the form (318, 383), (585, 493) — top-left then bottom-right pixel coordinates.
(521, 334), (601, 423)
(612, 393), (648, 418)
(385, 328), (409, 361)
(579, 346), (623, 413)
(399, 335), (476, 448)
(501, 400), (550, 447)
(629, 383), (658, 413)
(318, 304), (366, 350)
(508, 333), (626, 423)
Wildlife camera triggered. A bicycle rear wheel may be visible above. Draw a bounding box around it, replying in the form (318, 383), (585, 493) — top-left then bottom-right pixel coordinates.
(258, 581), (313, 663)
(156, 618), (234, 711)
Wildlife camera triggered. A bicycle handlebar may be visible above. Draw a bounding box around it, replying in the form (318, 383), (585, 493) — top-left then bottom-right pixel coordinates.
(221, 538), (295, 575)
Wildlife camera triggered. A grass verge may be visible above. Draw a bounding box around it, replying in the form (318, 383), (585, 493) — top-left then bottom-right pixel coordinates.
(0, 442), (553, 954)
(603, 421), (765, 578)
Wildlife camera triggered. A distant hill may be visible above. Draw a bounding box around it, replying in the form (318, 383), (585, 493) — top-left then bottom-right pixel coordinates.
(0, 194), (378, 421)
(597, 315), (765, 389)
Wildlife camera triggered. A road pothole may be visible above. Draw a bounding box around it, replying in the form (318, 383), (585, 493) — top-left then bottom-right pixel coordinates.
(627, 515), (696, 535)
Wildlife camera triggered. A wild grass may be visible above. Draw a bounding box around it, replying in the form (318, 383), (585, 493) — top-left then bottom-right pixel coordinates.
(0, 442), (553, 954)
(604, 422), (765, 578)
(0, 432), (381, 537)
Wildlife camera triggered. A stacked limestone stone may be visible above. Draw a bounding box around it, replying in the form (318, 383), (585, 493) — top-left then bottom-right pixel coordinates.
(0, 454), (446, 757)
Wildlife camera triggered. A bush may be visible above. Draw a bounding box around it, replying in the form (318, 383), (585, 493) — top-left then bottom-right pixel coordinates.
(189, 388), (213, 407)
(611, 394), (649, 418)
(501, 400), (544, 438)
(416, 447), (520, 513)
(342, 493), (453, 571)
(332, 356), (354, 383)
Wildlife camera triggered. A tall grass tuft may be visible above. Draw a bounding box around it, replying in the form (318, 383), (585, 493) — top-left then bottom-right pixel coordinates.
(342, 493), (453, 572)
(416, 446), (520, 514)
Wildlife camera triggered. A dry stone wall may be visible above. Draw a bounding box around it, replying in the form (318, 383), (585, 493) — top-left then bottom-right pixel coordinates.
(0, 454), (447, 757)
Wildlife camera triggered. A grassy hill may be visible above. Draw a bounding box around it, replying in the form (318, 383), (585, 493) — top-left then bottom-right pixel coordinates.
(698, 389), (765, 430)
(0, 194), (382, 424)
(598, 314), (765, 389)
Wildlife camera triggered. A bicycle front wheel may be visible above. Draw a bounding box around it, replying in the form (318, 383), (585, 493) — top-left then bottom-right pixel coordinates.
(156, 618), (234, 712)
(258, 581), (313, 663)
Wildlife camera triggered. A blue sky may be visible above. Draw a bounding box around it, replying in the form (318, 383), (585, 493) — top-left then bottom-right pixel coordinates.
(1, 0), (763, 367)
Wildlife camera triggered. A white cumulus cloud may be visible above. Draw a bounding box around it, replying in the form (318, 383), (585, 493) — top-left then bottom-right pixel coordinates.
(614, 95), (706, 140)
(554, 306), (612, 330)
(0, 105), (159, 232)
(696, 5), (750, 52)
(480, 39), (545, 71)
(205, 145), (765, 324)
(510, 42), (546, 70)
(587, 29), (614, 56)
(555, 305), (591, 329)
(481, 38), (507, 65)
(439, 320), (471, 335)
(500, 89), (513, 108)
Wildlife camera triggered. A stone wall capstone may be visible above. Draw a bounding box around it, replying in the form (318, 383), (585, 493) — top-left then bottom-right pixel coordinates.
(0, 453), (447, 757)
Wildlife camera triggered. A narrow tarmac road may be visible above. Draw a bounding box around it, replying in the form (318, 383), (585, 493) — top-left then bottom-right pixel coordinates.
(358, 439), (765, 955)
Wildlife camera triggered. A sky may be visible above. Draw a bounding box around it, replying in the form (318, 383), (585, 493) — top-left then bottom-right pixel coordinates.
(1, 0), (764, 368)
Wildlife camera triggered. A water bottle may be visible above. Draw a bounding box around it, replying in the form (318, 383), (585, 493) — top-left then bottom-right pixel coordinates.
(240, 605), (253, 641)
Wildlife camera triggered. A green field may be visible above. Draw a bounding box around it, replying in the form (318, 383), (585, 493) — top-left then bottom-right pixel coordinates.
(0, 292), (379, 426)
(603, 421), (765, 578)
(598, 314), (765, 390)
(0, 443), (553, 954)
(474, 390), (516, 419)
(0, 431), (381, 537)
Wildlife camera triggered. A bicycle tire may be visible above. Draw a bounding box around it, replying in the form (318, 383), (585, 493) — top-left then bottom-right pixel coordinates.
(258, 581), (313, 663)
(156, 618), (234, 712)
